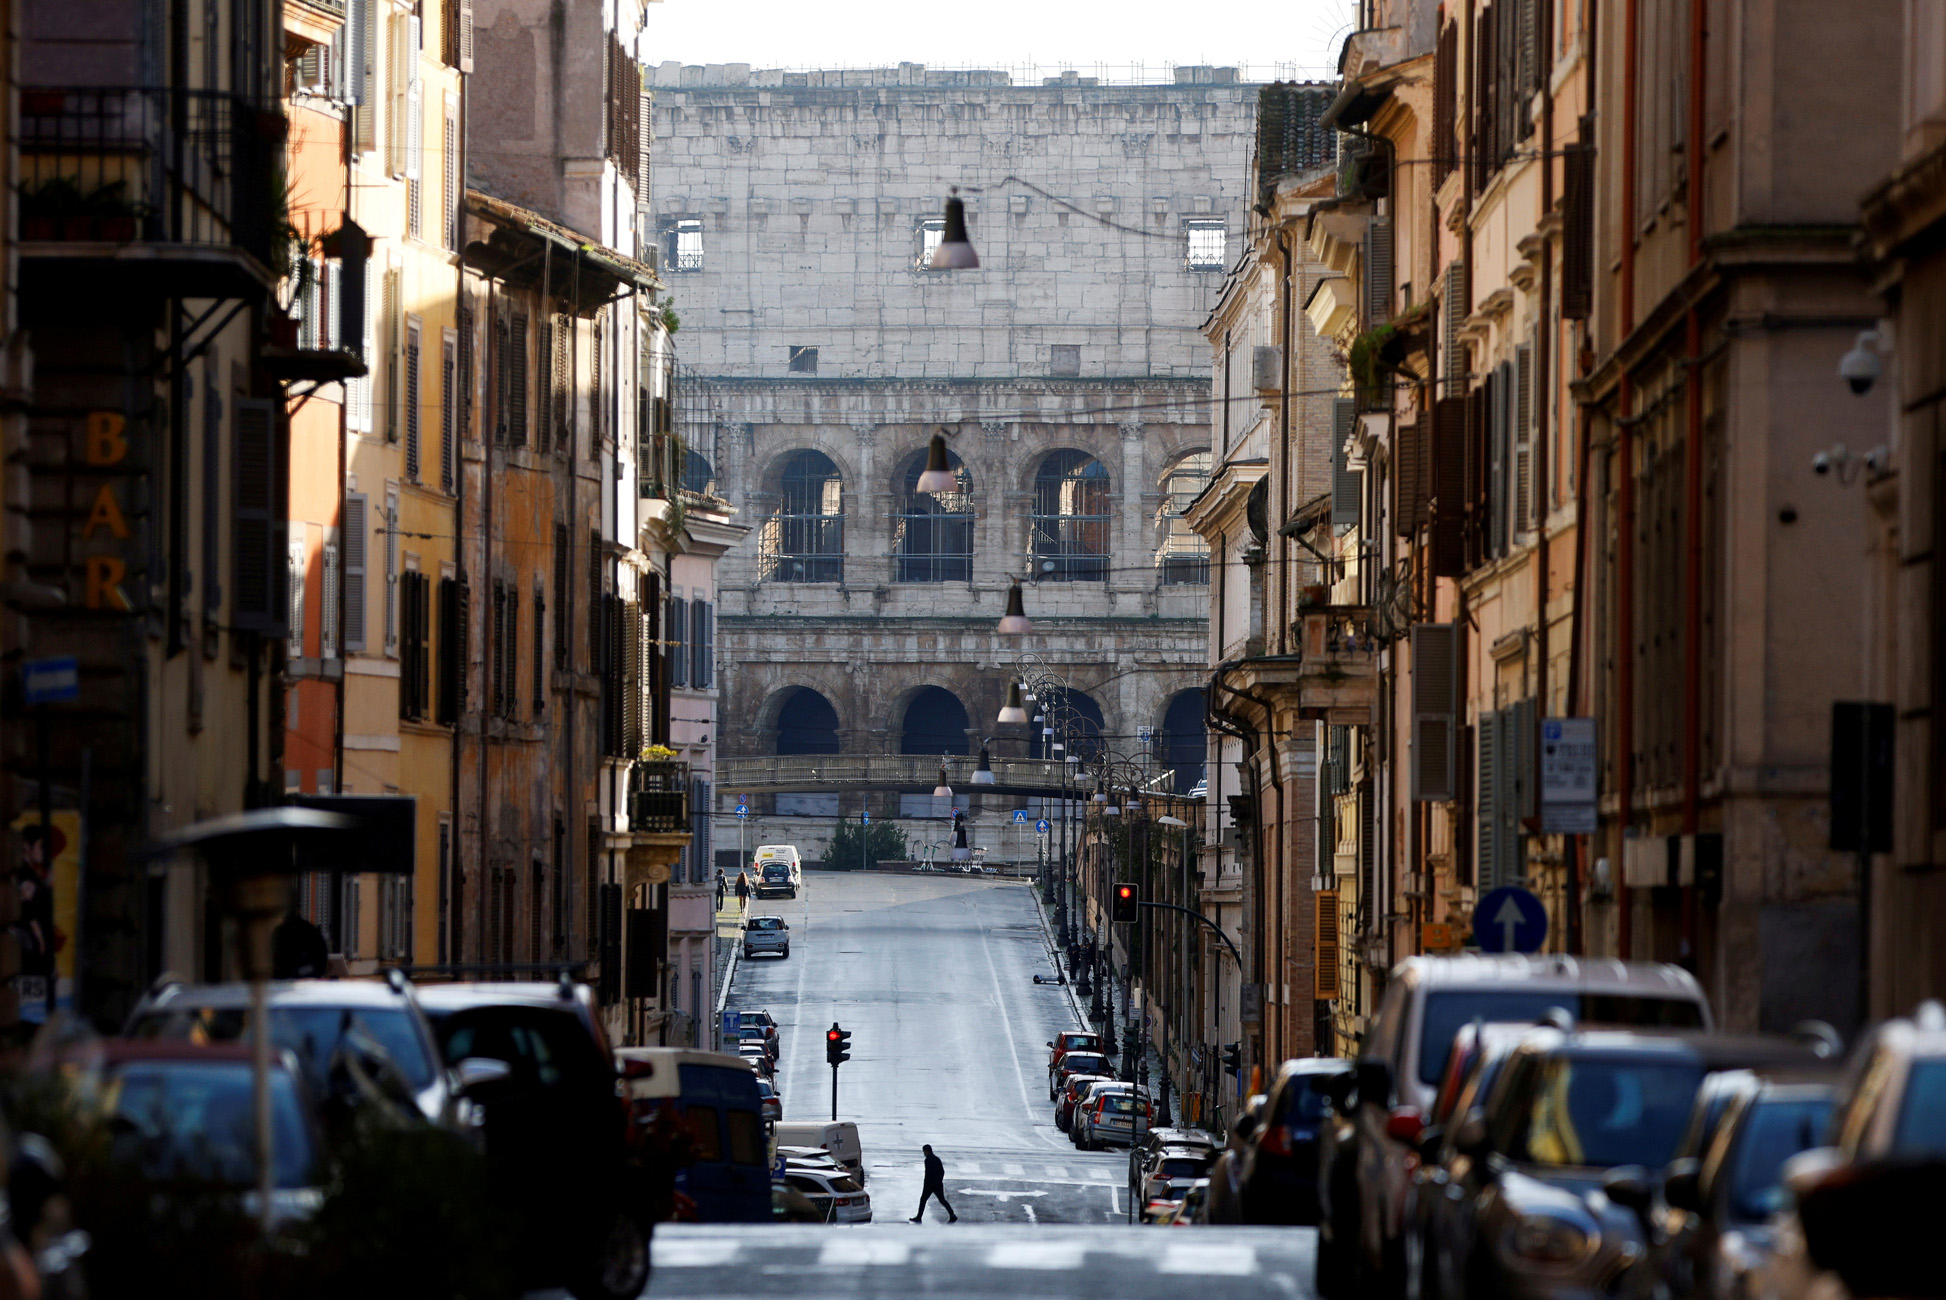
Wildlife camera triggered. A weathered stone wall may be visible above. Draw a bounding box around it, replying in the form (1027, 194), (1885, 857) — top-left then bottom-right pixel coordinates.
(650, 66), (1255, 857)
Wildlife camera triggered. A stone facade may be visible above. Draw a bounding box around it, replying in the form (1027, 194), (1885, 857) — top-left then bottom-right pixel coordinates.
(651, 66), (1257, 862)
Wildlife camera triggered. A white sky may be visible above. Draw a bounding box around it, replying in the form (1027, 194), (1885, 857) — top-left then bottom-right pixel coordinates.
(641, 0), (1356, 84)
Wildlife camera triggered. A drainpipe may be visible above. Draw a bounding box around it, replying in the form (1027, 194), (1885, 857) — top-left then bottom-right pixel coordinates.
(1534, 0), (1556, 944)
(1276, 231), (1294, 657)
(1615, 0), (1641, 959)
(448, 73), (468, 966)
(1678, 0), (1709, 972)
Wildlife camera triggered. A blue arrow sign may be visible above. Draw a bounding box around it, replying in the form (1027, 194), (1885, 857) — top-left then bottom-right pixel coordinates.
(1474, 886), (1548, 953)
(736, 801), (748, 818)
(22, 656), (78, 706)
(1036, 819), (1051, 835)
(1012, 809), (1029, 824)
(861, 810), (869, 824)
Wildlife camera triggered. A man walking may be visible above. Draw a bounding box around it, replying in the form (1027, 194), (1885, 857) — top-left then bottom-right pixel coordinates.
(909, 1144), (957, 1223)
(715, 869), (728, 912)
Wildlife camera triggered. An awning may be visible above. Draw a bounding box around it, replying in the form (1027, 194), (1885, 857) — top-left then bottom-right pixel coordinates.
(463, 189), (663, 315)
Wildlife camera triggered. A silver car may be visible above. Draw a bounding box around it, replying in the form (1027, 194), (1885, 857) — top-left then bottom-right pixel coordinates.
(742, 914), (791, 959)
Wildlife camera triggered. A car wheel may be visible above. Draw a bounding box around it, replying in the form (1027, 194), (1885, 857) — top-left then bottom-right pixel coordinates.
(780, 947), (790, 958)
(570, 1209), (650, 1300)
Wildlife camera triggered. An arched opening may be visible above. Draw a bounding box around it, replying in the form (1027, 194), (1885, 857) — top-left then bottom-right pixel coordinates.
(682, 449), (714, 496)
(774, 687), (841, 755)
(893, 447), (974, 582)
(899, 687), (970, 755)
(1156, 452), (1212, 585)
(1029, 687), (1106, 762)
(773, 686), (841, 817)
(1030, 449), (1110, 582)
(1159, 690), (1207, 793)
(760, 450), (844, 583)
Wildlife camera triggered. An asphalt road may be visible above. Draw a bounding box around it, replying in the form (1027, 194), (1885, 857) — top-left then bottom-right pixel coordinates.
(725, 870), (1121, 1225)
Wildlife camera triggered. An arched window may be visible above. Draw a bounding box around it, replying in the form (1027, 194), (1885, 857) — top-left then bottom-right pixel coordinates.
(773, 687), (840, 815)
(1030, 450), (1110, 582)
(682, 449), (714, 496)
(899, 687), (971, 755)
(760, 451), (844, 583)
(1159, 690), (1207, 793)
(893, 448), (974, 583)
(774, 688), (841, 754)
(1029, 687), (1105, 762)
(1156, 453), (1211, 585)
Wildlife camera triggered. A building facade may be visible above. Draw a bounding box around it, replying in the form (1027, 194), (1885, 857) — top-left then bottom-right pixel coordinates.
(650, 63), (1251, 867)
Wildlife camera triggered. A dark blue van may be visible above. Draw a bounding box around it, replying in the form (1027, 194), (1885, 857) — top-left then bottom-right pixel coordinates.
(618, 1047), (771, 1223)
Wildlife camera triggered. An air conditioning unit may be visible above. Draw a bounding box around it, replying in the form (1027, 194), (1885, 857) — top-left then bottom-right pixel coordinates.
(1252, 345), (1282, 394)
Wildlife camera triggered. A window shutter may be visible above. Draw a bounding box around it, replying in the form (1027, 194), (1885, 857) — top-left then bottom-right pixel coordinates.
(1478, 710), (1500, 889)
(346, 256), (374, 431)
(1443, 260), (1469, 394)
(442, 101), (459, 251)
(417, 574), (432, 719)
(1562, 136), (1595, 319)
(623, 600), (642, 755)
(1513, 693), (1538, 823)
(1432, 21), (1457, 184)
(1363, 217), (1394, 329)
(437, 576), (458, 723)
(489, 582), (505, 716)
(668, 596), (687, 689)
(404, 318), (422, 480)
(645, 573), (667, 746)
(637, 79), (653, 197)
(382, 266), (401, 440)
(350, 0), (375, 147)
(454, 576), (469, 714)
(343, 493), (368, 651)
(532, 581), (545, 713)
(1314, 890), (1340, 999)
(552, 524), (569, 668)
(536, 317), (553, 452)
(321, 542), (339, 657)
(440, 330), (456, 491)
(1489, 362), (1509, 557)
(1411, 622), (1460, 801)
(690, 597), (707, 689)
(588, 528), (603, 667)
(456, 0), (473, 70)
(385, 14), (405, 176)
(456, 300), (474, 443)
(1430, 395), (1468, 577)
(506, 585), (520, 720)
(699, 600), (714, 688)
(551, 313), (570, 453)
(1331, 398), (1361, 527)
(231, 398), (279, 632)
(508, 313), (529, 447)
(624, 907), (658, 1000)
(1394, 422), (1422, 538)
(1514, 341), (1535, 535)
(1517, 0), (1540, 101)
(287, 539), (307, 657)
(383, 488), (399, 655)
(404, 38), (422, 183)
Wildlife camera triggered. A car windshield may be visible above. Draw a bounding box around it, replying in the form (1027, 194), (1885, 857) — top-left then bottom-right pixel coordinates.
(1893, 1060), (1946, 1156)
(1417, 991), (1706, 1086)
(1064, 1055), (1107, 1073)
(1278, 1072), (1341, 1124)
(1101, 1094), (1140, 1114)
(763, 865), (789, 877)
(108, 1062), (316, 1188)
(1061, 1034), (1100, 1050)
(1159, 1157), (1207, 1179)
(130, 1003), (437, 1096)
(748, 917), (785, 931)
(1512, 1055), (1704, 1168)
(432, 1005), (611, 1096)
(1727, 1095), (1834, 1222)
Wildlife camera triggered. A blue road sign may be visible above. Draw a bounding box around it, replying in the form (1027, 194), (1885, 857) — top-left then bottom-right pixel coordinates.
(720, 1009), (737, 1040)
(736, 801), (748, 818)
(862, 810), (869, 824)
(22, 656), (78, 706)
(1036, 819), (1051, 835)
(1474, 886), (1548, 953)
(1012, 809), (1029, 824)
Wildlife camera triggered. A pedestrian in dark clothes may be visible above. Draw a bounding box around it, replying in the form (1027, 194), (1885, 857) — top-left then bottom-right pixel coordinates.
(715, 870), (728, 911)
(735, 871), (751, 908)
(909, 1144), (957, 1223)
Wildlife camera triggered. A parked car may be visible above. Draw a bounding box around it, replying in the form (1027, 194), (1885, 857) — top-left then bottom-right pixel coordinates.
(1075, 1085), (1152, 1150)
(124, 976), (474, 1134)
(742, 915), (791, 959)
(1052, 1050), (1113, 1099)
(755, 856), (802, 899)
(1618, 1072), (1835, 1300)
(413, 981), (650, 1300)
(756, 1076), (782, 1124)
(1220, 1057), (1350, 1225)
(1167, 1178), (1211, 1225)
(1047, 1030), (1105, 1080)
(1069, 1079), (1144, 1146)
(1056, 1073), (1113, 1132)
(735, 1010), (778, 1034)
(783, 1165), (871, 1223)
(731, 1026), (777, 1062)
(96, 1041), (325, 1227)
(736, 1042), (775, 1079)
(1758, 1000), (1946, 1300)
(1140, 1145), (1218, 1211)
(1317, 955), (1712, 1299)
(772, 1121), (865, 1183)
(1203, 1091), (1268, 1225)
(1416, 1027), (1824, 1300)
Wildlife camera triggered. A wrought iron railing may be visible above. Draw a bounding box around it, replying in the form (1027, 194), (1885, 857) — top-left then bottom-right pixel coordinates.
(628, 759), (691, 832)
(18, 86), (276, 266)
(718, 752), (1079, 795)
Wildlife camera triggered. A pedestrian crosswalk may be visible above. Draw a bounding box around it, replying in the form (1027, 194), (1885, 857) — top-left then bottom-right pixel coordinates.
(947, 1158), (1124, 1185)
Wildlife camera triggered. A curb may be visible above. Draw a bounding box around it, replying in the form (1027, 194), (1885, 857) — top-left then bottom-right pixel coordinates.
(1030, 889), (1090, 1028)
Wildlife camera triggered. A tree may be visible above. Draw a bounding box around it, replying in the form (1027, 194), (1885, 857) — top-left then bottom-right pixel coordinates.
(826, 818), (908, 871)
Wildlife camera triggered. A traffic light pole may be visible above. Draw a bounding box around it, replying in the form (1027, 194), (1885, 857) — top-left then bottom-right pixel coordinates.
(831, 1062), (838, 1121)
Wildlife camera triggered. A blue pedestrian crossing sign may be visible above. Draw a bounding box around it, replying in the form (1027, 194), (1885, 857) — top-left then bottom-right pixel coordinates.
(1474, 886), (1548, 953)
(1036, 819), (1051, 835)
(1012, 810), (1029, 824)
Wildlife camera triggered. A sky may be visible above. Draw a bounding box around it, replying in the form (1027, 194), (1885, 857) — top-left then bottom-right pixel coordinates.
(641, 0), (1355, 84)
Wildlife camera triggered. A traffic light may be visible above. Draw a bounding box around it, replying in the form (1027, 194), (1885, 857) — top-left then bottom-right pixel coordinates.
(1222, 1042), (1243, 1077)
(1112, 882), (1139, 924)
(825, 1022), (852, 1066)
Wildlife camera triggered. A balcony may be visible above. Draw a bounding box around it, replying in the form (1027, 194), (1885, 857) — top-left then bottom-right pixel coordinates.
(627, 760), (691, 833)
(19, 87), (280, 303)
(1293, 605), (1379, 722)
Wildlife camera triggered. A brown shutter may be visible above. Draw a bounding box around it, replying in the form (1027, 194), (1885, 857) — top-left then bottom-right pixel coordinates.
(1314, 890), (1341, 999)
(1561, 133), (1595, 320)
(1430, 396), (1468, 577)
(552, 523), (569, 669)
(507, 313), (529, 447)
(1433, 22), (1457, 186)
(1394, 421), (1422, 538)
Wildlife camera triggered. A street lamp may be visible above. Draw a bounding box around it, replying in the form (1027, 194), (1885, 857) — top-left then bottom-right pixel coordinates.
(915, 430), (959, 493)
(971, 745), (996, 785)
(997, 578), (1032, 634)
(929, 188), (980, 269)
(933, 765), (953, 799)
(997, 681), (1028, 725)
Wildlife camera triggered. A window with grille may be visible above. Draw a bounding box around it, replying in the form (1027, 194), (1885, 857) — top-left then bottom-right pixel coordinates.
(787, 346), (818, 374)
(506, 313), (529, 446)
(399, 569), (431, 720)
(1186, 220), (1227, 270)
(1155, 452), (1211, 584)
(759, 450), (844, 583)
(403, 316), (422, 479)
(532, 578), (546, 714)
(1030, 449), (1110, 582)
(665, 218), (703, 272)
(439, 328), (456, 491)
(893, 446), (973, 583)
(917, 218), (945, 269)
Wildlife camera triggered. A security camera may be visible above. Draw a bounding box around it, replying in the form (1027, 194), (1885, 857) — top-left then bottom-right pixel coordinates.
(1813, 452), (1833, 476)
(1840, 330), (1883, 395)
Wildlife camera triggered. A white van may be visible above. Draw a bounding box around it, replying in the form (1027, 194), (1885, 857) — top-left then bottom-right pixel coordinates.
(753, 845), (803, 898)
(772, 1120), (864, 1182)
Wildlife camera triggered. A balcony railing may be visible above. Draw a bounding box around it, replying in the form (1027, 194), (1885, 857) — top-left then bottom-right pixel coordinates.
(18, 86), (278, 293)
(628, 759), (691, 833)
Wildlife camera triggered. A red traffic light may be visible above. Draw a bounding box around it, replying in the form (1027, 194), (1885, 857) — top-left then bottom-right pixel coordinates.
(827, 1029), (841, 1042)
(1117, 885), (1133, 900)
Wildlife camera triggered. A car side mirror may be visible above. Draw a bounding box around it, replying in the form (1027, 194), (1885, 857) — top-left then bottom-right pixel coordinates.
(455, 1057), (513, 1095)
(1356, 1059), (1393, 1108)
(1602, 1165), (1655, 1219)
(1662, 1157), (1702, 1214)
(1046, 1041), (1054, 1048)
